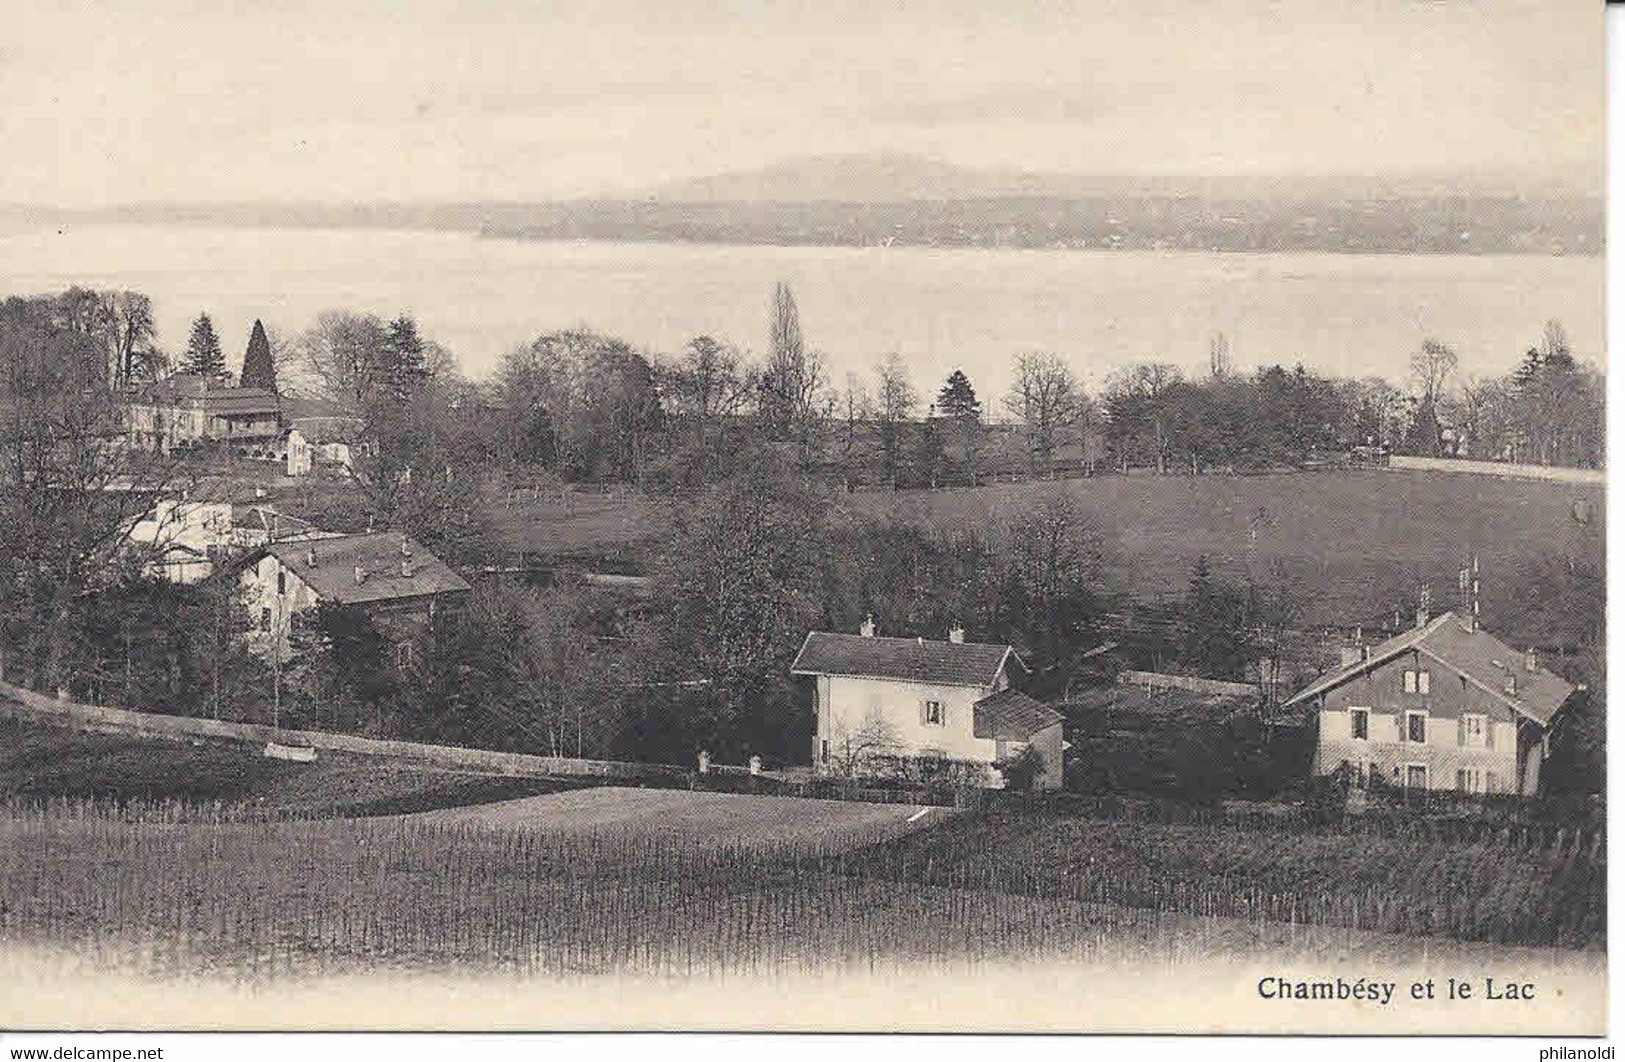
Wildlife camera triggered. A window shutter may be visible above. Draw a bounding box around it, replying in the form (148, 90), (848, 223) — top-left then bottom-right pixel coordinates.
(1485, 719), (1494, 751)
(1456, 767), (1466, 791)
(1396, 714), (1406, 741)
(1486, 770), (1498, 795)
(919, 700), (927, 726)
(1457, 716), (1466, 747)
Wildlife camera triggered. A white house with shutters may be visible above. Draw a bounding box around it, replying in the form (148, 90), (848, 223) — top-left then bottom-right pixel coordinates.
(790, 618), (1063, 788)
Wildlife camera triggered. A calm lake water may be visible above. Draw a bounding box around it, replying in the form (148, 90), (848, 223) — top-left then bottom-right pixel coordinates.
(0, 222), (1603, 395)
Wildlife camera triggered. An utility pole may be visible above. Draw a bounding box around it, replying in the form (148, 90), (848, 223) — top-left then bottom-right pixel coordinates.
(272, 593), (282, 729)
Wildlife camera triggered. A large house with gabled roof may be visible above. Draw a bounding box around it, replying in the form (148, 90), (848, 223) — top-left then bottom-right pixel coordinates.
(125, 374), (284, 457)
(1284, 610), (1577, 796)
(240, 531), (471, 669)
(790, 618), (1062, 788)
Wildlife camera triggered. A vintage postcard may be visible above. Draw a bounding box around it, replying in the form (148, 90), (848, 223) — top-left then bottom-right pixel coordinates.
(0, 0), (1606, 1037)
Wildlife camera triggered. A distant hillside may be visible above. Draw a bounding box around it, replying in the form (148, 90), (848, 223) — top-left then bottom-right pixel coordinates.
(3, 152), (1599, 255)
(481, 195), (1600, 256)
(644, 152), (1588, 204)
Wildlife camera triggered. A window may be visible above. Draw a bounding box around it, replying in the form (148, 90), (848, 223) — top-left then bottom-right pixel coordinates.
(1456, 766), (1486, 794)
(1403, 669), (1430, 694)
(1404, 763), (1428, 790)
(259, 607), (271, 631)
(1403, 669), (1416, 693)
(1405, 710), (1428, 744)
(1462, 713), (1487, 749)
(1348, 707), (1370, 741)
(396, 641), (415, 669)
(922, 700), (945, 727)
(820, 739), (829, 764)
(276, 570), (287, 597)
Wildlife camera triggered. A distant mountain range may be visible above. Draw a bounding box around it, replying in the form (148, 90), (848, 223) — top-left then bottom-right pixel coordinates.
(4, 153), (1600, 256)
(642, 152), (1594, 204)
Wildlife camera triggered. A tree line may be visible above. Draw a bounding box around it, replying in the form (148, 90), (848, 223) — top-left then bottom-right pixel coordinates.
(0, 284), (1605, 782)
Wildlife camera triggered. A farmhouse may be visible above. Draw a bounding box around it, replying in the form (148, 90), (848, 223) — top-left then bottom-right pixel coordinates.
(124, 374), (284, 457)
(240, 531), (471, 666)
(790, 619), (1062, 789)
(1284, 610), (1576, 796)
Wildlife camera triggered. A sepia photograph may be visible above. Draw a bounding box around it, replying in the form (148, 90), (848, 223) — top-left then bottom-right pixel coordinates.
(0, 0), (1608, 1039)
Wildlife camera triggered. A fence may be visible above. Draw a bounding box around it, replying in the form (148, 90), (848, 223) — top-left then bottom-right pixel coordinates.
(1389, 455), (1604, 486)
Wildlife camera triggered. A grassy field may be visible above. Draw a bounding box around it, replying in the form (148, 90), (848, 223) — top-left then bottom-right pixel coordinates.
(497, 469), (1601, 642)
(406, 786), (947, 850)
(0, 719), (572, 817)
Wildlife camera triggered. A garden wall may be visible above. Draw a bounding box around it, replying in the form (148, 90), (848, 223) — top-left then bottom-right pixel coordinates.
(0, 678), (690, 783)
(0, 679), (969, 806)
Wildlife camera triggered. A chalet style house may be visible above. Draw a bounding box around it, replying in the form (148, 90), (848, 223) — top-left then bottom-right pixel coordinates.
(240, 532), (471, 667)
(791, 619), (1062, 789)
(125, 374), (284, 458)
(1284, 611), (1577, 796)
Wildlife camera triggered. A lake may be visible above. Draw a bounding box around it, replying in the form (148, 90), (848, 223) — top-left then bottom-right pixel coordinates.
(0, 222), (1602, 396)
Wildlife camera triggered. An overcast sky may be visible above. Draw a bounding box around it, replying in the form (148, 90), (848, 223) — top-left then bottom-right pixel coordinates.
(3, 0), (1601, 206)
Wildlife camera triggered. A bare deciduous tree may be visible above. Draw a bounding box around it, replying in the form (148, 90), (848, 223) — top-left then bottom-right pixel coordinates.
(1004, 351), (1082, 474)
(872, 352), (916, 489)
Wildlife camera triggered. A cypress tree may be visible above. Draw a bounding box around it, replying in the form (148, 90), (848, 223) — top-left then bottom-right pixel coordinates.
(182, 313), (227, 381)
(240, 318), (278, 391)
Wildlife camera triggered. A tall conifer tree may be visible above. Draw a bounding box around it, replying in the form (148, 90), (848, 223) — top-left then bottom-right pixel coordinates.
(240, 318), (278, 391)
(182, 313), (227, 381)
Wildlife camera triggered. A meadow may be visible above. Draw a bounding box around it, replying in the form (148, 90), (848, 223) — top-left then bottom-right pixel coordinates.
(0, 786), (1602, 988)
(499, 468), (1601, 645)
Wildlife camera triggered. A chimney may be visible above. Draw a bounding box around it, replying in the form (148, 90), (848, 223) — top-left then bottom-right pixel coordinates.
(354, 565), (366, 585)
(401, 559), (413, 578)
(400, 537), (412, 558)
(306, 547), (317, 567)
(859, 614), (875, 638)
(916, 636), (924, 647)
(1525, 647), (1538, 673)
(948, 624), (965, 645)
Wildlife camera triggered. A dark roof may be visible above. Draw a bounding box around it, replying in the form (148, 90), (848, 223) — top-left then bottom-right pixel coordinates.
(136, 375), (282, 417)
(264, 532), (471, 607)
(142, 374), (209, 401)
(1283, 610), (1576, 725)
(973, 688), (1063, 740)
(1059, 684), (1253, 721)
(790, 631), (1017, 688)
(201, 388), (281, 417)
